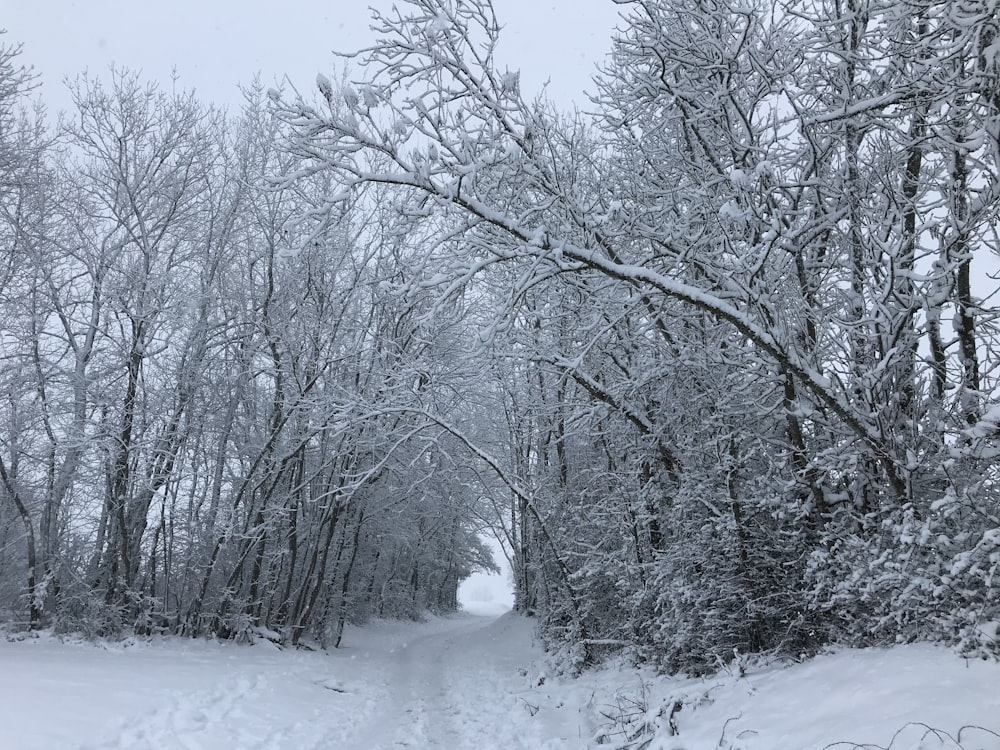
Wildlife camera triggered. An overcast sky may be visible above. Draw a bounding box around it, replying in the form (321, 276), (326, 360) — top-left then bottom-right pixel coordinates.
(5, 1), (623, 113)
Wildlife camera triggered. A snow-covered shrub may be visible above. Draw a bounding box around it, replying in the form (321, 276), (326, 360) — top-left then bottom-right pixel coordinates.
(646, 497), (816, 675)
(592, 682), (684, 749)
(215, 603), (258, 644)
(50, 585), (127, 640)
(807, 480), (1000, 658)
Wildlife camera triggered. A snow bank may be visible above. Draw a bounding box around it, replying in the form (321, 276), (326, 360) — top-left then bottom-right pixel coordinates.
(558, 644), (1000, 749)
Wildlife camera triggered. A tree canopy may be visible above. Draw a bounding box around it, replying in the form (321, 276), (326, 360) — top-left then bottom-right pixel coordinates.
(2, 0), (1000, 672)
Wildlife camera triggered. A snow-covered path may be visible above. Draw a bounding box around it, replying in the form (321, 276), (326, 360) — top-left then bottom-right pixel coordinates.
(0, 613), (579, 750)
(3, 613), (1000, 749)
(340, 614), (563, 748)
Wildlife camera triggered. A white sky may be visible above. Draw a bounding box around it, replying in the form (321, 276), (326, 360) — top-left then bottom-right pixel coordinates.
(4, 1), (622, 113)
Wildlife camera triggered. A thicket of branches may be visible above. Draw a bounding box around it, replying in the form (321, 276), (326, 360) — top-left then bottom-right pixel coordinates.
(3, 0), (1000, 673)
(0, 49), (496, 646)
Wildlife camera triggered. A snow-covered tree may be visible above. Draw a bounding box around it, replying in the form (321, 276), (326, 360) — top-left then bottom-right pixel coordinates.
(277, 0), (1000, 669)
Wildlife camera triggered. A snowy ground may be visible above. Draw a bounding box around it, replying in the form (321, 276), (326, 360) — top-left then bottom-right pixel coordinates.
(0, 612), (571, 750)
(1, 612), (998, 749)
(575, 644), (1000, 750)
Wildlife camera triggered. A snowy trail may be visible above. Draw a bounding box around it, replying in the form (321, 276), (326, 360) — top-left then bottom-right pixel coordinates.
(342, 614), (560, 748)
(350, 617), (478, 748)
(0, 613), (583, 750)
(4, 614), (1000, 749)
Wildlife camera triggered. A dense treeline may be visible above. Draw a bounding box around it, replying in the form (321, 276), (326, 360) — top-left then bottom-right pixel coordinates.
(0, 52), (495, 645)
(3, 0), (1000, 674)
(276, 0), (1000, 672)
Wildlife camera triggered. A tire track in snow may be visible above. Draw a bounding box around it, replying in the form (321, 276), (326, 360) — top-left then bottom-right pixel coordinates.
(341, 614), (561, 749)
